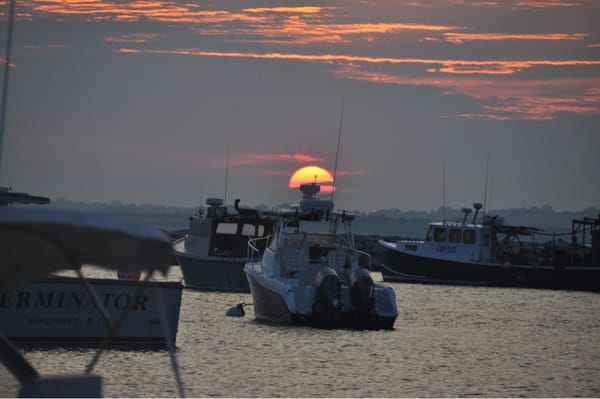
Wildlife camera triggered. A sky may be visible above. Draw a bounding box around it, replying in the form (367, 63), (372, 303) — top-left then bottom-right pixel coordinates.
(0, 0), (599, 212)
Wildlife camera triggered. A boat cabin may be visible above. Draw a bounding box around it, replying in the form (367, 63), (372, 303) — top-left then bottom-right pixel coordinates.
(185, 198), (274, 258)
(421, 204), (543, 265)
(417, 204), (491, 263)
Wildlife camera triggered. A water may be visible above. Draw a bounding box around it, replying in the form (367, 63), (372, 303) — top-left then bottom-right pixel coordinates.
(2, 268), (600, 397)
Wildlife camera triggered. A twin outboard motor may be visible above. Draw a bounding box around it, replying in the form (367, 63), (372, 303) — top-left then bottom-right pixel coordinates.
(314, 267), (342, 323)
(350, 268), (375, 315)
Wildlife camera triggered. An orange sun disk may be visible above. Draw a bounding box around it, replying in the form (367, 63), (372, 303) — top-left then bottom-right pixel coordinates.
(288, 165), (335, 193)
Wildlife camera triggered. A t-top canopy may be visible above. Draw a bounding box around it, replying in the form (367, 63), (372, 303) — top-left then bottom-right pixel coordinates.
(0, 207), (173, 291)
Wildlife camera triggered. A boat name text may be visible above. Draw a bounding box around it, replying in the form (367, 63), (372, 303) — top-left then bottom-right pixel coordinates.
(0, 290), (149, 311)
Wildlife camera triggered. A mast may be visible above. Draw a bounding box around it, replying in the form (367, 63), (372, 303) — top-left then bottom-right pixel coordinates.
(0, 0), (16, 183)
(224, 144), (229, 206)
(330, 99), (344, 202)
(442, 162), (446, 223)
(483, 151), (490, 220)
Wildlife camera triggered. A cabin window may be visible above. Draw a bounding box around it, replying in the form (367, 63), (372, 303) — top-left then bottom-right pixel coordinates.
(426, 227), (434, 241)
(433, 228), (447, 242)
(241, 224), (256, 236)
(483, 233), (490, 246)
(215, 223), (237, 235)
(463, 229), (476, 244)
(449, 229), (461, 243)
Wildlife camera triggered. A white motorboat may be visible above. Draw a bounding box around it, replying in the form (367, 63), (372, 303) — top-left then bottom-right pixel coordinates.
(0, 189), (185, 397)
(0, 189), (183, 345)
(1, 274), (182, 345)
(244, 183), (398, 330)
(172, 197), (275, 291)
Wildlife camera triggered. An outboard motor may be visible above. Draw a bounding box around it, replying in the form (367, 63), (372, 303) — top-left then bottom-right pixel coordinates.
(314, 267), (342, 324)
(350, 268), (375, 315)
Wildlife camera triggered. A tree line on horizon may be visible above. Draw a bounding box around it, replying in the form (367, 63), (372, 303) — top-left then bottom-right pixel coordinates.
(48, 197), (599, 237)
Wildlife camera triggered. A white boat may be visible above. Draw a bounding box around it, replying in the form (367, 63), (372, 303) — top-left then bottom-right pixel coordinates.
(0, 190), (183, 346)
(172, 197), (275, 291)
(0, 275), (182, 345)
(0, 190), (185, 397)
(244, 183), (398, 329)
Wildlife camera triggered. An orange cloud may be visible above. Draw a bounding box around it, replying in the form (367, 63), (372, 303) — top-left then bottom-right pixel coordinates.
(458, 0), (586, 9)
(443, 32), (587, 44)
(20, 0), (266, 24)
(119, 48), (600, 75)
(18, 1), (460, 45)
(332, 64), (600, 120)
(510, 1), (584, 9)
(243, 7), (326, 14)
(230, 153), (326, 166)
(105, 33), (158, 44)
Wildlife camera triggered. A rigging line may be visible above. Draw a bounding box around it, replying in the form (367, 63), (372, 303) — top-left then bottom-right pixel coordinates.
(85, 270), (155, 374)
(330, 99), (344, 203)
(155, 286), (186, 397)
(0, 0), (16, 183)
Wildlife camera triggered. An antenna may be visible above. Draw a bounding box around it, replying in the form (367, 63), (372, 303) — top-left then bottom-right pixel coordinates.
(0, 0), (16, 183)
(442, 162), (446, 223)
(330, 99), (344, 202)
(483, 151), (490, 219)
(488, 164), (495, 214)
(224, 144), (229, 206)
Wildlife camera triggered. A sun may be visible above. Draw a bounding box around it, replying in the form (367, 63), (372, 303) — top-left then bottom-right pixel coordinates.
(288, 165), (335, 193)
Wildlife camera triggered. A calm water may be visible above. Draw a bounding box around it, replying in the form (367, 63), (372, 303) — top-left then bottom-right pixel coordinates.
(1, 267), (599, 398)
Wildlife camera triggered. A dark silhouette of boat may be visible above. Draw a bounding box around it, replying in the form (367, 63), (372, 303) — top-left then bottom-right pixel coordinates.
(378, 203), (600, 292)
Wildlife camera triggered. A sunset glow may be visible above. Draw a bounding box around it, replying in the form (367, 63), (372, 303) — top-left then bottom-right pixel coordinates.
(4, 0), (599, 213)
(289, 166), (335, 194)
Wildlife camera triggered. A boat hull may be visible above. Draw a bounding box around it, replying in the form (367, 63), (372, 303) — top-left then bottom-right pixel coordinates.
(175, 252), (249, 292)
(0, 276), (183, 345)
(245, 266), (396, 330)
(379, 241), (600, 292)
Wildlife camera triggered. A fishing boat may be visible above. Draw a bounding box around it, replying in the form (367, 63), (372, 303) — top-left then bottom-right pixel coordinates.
(172, 197), (275, 291)
(244, 183), (398, 329)
(378, 203), (600, 292)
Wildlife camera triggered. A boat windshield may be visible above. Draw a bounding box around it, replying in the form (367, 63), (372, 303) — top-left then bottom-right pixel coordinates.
(425, 226), (434, 241)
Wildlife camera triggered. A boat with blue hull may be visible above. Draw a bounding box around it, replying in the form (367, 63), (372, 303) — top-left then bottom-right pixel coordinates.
(378, 203), (600, 292)
(172, 198), (275, 291)
(244, 183), (398, 330)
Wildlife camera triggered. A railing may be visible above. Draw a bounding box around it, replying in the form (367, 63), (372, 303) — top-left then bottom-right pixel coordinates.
(247, 235), (271, 263)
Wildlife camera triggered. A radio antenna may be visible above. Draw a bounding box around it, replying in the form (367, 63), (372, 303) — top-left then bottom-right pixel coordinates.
(330, 99), (344, 202)
(224, 144), (229, 206)
(483, 151), (490, 219)
(442, 162), (446, 223)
